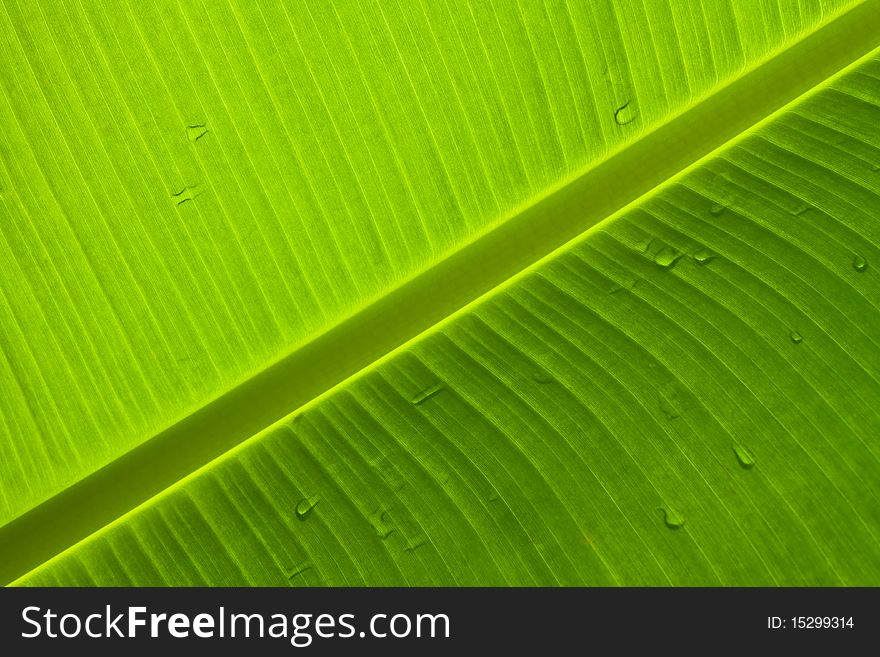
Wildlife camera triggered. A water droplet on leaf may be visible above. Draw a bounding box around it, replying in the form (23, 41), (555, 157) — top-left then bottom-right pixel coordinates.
(287, 561), (311, 580)
(295, 496), (320, 521)
(532, 369), (555, 384)
(371, 510), (395, 539)
(171, 183), (202, 207)
(660, 506), (685, 529)
(654, 246), (682, 270)
(693, 248), (716, 265)
(853, 255), (868, 273)
(187, 124), (209, 142)
(658, 381), (688, 420)
(614, 100), (636, 126)
(403, 538), (428, 553)
(603, 63), (619, 86)
(411, 383), (444, 405)
(659, 397), (680, 420)
(707, 172), (733, 216)
(733, 444), (756, 469)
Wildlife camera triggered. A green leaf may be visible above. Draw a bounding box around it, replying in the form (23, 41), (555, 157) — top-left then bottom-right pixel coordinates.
(2, 0), (880, 585)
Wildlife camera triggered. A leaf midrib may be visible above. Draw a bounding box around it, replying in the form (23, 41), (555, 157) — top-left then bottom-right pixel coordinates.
(3, 0), (880, 586)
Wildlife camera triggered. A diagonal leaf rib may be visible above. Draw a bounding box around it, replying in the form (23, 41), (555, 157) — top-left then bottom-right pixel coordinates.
(2, 0), (879, 586)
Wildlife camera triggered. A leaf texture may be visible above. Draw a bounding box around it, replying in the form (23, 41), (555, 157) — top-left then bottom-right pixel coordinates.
(0, 0), (855, 527)
(16, 47), (880, 586)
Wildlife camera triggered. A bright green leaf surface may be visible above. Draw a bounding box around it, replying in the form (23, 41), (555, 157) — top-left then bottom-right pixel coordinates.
(0, 0), (853, 525)
(18, 46), (880, 586)
(2, 0), (879, 585)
